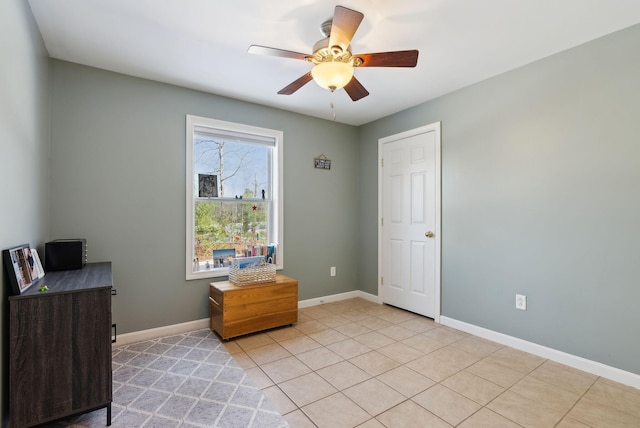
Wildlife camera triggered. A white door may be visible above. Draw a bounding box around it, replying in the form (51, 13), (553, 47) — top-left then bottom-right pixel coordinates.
(378, 123), (441, 319)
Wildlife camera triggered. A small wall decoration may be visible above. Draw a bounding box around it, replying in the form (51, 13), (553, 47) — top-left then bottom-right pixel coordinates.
(198, 174), (218, 197)
(314, 154), (331, 170)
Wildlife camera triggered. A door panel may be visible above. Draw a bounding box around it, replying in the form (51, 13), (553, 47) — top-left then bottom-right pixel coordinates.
(390, 239), (403, 289)
(411, 172), (425, 223)
(380, 123), (440, 318)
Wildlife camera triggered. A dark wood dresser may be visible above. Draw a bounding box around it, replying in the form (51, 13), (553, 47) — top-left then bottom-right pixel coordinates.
(8, 262), (113, 427)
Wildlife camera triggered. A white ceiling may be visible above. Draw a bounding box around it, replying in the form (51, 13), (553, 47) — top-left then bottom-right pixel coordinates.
(28, 0), (640, 126)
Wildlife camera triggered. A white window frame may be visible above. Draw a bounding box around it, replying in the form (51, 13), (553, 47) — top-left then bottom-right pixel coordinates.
(185, 115), (284, 280)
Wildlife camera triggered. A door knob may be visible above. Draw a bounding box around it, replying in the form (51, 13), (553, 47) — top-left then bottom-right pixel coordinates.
(425, 231), (434, 238)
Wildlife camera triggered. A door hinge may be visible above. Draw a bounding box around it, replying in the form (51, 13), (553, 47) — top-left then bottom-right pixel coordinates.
(381, 158), (384, 167)
(381, 217), (383, 226)
(381, 277), (384, 286)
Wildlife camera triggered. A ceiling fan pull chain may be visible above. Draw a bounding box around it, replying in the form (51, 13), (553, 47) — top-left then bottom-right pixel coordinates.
(330, 91), (337, 121)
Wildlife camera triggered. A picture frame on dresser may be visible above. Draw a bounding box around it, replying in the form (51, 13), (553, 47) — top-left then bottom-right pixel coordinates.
(2, 244), (34, 295)
(30, 248), (45, 280)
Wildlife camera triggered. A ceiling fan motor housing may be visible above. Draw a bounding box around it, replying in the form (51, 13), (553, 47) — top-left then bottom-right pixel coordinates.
(312, 18), (363, 67)
(310, 38), (362, 68)
(320, 18), (333, 38)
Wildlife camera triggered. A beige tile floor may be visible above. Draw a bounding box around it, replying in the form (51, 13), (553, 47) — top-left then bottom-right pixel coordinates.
(221, 298), (640, 428)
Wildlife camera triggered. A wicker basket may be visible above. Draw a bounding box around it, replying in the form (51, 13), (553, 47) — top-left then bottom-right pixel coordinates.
(229, 262), (276, 286)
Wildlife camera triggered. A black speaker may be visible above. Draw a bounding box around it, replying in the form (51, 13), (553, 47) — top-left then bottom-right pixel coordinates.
(44, 239), (87, 271)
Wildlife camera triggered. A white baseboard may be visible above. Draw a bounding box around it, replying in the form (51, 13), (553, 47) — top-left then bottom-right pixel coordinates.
(298, 290), (380, 308)
(115, 291), (380, 347)
(114, 318), (210, 347)
(440, 316), (640, 390)
(114, 298), (639, 390)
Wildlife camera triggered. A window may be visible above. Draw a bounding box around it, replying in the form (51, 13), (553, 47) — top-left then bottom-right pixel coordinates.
(186, 115), (283, 279)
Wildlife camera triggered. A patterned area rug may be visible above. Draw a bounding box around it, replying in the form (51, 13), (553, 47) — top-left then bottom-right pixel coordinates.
(48, 329), (288, 427)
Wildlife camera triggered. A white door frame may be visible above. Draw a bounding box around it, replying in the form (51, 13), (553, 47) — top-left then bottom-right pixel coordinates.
(377, 122), (442, 322)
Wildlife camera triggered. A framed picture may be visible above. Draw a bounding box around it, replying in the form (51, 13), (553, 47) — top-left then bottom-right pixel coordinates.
(198, 174), (218, 197)
(27, 248), (45, 280)
(2, 244), (35, 295)
(212, 248), (235, 268)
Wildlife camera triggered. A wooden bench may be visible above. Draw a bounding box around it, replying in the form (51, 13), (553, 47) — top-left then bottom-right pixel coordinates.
(209, 274), (298, 340)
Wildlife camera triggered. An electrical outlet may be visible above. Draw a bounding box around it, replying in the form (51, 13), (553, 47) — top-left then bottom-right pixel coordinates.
(516, 294), (527, 311)
(330, 266), (336, 277)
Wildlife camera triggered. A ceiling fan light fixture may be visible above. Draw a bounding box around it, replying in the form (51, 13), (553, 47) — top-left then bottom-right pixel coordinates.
(311, 61), (354, 91)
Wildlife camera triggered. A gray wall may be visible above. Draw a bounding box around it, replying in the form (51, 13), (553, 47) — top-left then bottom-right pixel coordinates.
(359, 24), (640, 374)
(49, 60), (360, 334)
(0, 0), (50, 422)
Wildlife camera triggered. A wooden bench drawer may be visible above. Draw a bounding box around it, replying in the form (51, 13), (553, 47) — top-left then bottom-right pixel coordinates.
(209, 274), (298, 340)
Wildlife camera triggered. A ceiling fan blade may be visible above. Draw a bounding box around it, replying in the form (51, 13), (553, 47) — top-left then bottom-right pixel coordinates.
(355, 50), (419, 67)
(328, 6), (364, 52)
(278, 72), (314, 95)
(344, 76), (369, 101)
(248, 45), (310, 61)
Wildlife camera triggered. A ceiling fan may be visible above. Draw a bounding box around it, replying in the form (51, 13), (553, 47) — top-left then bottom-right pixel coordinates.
(248, 5), (419, 101)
